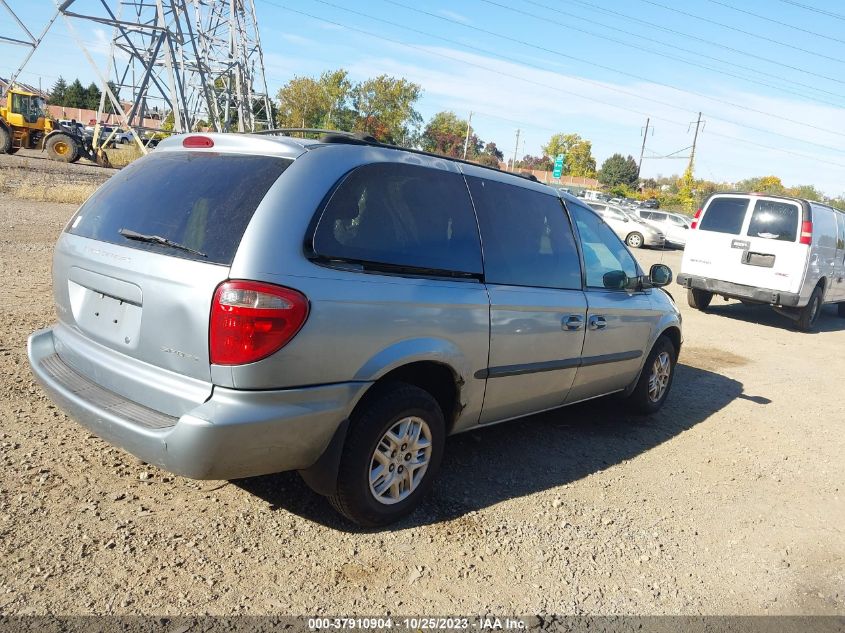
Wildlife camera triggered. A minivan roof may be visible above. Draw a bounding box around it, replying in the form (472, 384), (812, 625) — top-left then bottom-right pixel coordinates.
(708, 191), (844, 216)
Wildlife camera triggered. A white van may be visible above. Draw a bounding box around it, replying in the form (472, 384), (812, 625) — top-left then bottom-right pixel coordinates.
(678, 193), (845, 331)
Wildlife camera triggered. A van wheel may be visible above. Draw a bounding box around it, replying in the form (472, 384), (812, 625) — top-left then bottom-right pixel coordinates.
(796, 286), (823, 332)
(328, 382), (445, 527)
(625, 232), (644, 248)
(687, 288), (713, 310)
(626, 336), (677, 414)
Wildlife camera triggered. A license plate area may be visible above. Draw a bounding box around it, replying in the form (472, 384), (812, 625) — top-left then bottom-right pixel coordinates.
(741, 251), (775, 268)
(68, 280), (142, 349)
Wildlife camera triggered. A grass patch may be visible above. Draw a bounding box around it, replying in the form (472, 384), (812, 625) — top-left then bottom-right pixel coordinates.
(14, 182), (98, 204)
(106, 144), (145, 168)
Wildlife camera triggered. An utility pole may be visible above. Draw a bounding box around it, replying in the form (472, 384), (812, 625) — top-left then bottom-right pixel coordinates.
(511, 128), (521, 172)
(462, 111), (473, 160)
(688, 111), (703, 175)
(637, 117), (650, 178)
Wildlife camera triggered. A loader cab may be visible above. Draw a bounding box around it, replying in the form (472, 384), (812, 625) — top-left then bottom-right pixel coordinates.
(4, 89), (48, 127)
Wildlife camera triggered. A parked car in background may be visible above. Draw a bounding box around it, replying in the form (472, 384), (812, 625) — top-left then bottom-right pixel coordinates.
(637, 210), (691, 248)
(588, 202), (665, 248)
(679, 192), (845, 331)
(643, 197), (660, 209)
(27, 131), (682, 526)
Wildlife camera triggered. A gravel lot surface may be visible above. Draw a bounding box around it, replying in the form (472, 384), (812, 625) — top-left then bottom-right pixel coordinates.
(0, 160), (843, 616)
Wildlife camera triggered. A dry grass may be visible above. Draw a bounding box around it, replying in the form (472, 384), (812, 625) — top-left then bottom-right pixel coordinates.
(105, 144), (145, 168)
(13, 182), (99, 204)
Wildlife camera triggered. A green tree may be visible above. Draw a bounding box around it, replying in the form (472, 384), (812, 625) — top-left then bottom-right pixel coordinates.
(517, 155), (552, 171)
(276, 69), (354, 131)
(735, 175), (785, 195)
(84, 82), (101, 111)
(677, 165), (696, 212)
(351, 74), (422, 144)
(785, 184), (823, 201)
(63, 79), (86, 108)
(598, 153), (639, 187)
(49, 76), (67, 104)
(475, 142), (503, 168)
(541, 132), (597, 177)
(420, 111), (480, 158)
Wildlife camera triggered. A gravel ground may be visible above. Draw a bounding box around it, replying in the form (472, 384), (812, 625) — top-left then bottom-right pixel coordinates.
(0, 162), (843, 616)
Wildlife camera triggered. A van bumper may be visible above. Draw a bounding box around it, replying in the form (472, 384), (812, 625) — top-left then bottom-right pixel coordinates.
(676, 274), (801, 307)
(27, 327), (370, 480)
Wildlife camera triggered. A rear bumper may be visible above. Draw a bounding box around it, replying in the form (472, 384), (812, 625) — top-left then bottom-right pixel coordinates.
(27, 327), (370, 480)
(676, 274), (801, 307)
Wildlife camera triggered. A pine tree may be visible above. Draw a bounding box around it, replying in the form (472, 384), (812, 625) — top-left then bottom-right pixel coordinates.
(63, 79), (86, 108)
(84, 82), (102, 111)
(49, 76), (68, 104)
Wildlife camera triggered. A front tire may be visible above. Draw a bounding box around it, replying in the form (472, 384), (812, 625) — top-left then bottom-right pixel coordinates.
(626, 336), (677, 414)
(328, 383), (445, 527)
(46, 133), (80, 163)
(687, 288), (713, 310)
(626, 232), (644, 248)
(796, 286), (823, 331)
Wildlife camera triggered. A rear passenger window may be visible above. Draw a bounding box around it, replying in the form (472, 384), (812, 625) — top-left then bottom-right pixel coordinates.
(699, 197), (749, 235)
(746, 200), (799, 242)
(467, 177), (582, 289)
(312, 163), (482, 275)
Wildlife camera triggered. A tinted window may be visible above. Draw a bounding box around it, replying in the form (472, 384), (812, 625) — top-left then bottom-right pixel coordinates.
(313, 163), (482, 274)
(649, 212), (668, 221)
(569, 203), (638, 289)
(67, 153), (290, 264)
(699, 197), (749, 235)
(467, 177), (581, 289)
(746, 200), (799, 242)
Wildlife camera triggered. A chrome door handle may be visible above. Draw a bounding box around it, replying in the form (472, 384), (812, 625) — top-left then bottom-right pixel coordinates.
(562, 315), (584, 331)
(588, 315), (607, 330)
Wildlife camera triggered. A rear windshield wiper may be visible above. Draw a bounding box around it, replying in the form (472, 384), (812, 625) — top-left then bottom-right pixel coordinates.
(118, 228), (207, 258)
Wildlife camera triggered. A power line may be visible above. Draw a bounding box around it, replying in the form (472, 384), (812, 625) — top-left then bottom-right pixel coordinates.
(257, 0), (845, 171)
(635, 0), (845, 65)
(569, 0), (845, 88)
(775, 0), (845, 22)
(523, 0), (845, 105)
(706, 0), (845, 45)
(376, 0), (845, 148)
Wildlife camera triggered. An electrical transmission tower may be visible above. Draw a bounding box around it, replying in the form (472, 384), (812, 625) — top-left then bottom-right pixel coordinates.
(57, 0), (272, 133)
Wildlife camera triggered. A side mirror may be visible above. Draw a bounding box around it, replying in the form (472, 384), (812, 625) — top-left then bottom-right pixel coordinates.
(649, 263), (673, 287)
(602, 270), (628, 290)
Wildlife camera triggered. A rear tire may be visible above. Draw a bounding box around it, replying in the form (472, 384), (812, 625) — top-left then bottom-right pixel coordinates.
(46, 133), (80, 163)
(796, 286), (823, 332)
(0, 126), (12, 154)
(626, 336), (677, 415)
(626, 232), (644, 248)
(687, 288), (713, 310)
(328, 382), (445, 527)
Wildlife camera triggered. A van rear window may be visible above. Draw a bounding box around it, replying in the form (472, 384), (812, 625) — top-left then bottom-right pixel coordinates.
(67, 152), (291, 265)
(747, 200), (799, 242)
(699, 197), (748, 235)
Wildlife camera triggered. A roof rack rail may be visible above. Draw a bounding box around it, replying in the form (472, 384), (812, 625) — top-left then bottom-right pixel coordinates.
(254, 128), (527, 180)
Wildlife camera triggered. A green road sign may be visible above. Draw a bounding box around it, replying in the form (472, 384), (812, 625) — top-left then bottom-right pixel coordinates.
(553, 153), (564, 178)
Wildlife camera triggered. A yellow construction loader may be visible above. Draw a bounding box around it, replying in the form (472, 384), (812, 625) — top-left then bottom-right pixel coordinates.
(0, 86), (108, 165)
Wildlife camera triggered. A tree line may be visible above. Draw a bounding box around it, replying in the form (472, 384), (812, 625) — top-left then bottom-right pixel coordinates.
(48, 76), (119, 113)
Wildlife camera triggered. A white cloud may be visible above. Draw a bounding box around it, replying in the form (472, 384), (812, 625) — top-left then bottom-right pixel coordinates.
(437, 9), (472, 25)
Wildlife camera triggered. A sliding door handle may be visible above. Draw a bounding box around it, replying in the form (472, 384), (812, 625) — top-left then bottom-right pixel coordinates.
(589, 315), (607, 330)
(562, 315), (584, 331)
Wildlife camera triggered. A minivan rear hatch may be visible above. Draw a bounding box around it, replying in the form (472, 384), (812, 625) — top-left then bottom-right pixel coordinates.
(685, 194), (807, 294)
(52, 147), (292, 412)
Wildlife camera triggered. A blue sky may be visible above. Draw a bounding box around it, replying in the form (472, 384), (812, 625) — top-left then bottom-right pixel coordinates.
(4, 0), (845, 195)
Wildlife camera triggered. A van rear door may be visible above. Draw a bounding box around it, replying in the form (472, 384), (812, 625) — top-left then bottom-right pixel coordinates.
(684, 194), (806, 294)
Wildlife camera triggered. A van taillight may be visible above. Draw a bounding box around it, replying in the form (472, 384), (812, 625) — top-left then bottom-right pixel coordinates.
(691, 207), (703, 229)
(800, 221), (813, 245)
(210, 281), (309, 365)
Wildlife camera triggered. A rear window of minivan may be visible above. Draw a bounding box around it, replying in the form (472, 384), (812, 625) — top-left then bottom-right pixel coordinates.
(699, 197), (748, 235)
(66, 152), (291, 265)
(746, 200), (799, 242)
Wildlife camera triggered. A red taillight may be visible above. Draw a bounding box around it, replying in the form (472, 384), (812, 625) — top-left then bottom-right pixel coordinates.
(210, 280), (309, 365)
(183, 135), (214, 148)
(691, 207), (703, 229)
(800, 221), (813, 245)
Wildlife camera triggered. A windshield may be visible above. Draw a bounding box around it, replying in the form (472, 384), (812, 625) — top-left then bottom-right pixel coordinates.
(11, 93), (46, 123)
